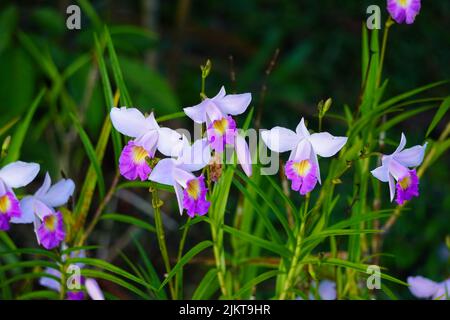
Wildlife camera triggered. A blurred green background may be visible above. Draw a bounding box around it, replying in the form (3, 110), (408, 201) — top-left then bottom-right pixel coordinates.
(0, 0), (448, 299)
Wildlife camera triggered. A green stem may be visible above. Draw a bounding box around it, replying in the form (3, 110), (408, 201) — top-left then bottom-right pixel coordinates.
(279, 193), (310, 300)
(376, 17), (393, 87)
(151, 184), (175, 299)
(175, 221), (191, 299)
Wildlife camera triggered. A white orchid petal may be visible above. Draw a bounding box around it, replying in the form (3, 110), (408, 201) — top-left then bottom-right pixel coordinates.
(388, 159), (409, 181)
(393, 132), (407, 154)
(145, 112), (160, 131)
(110, 107), (152, 138)
(85, 279), (105, 300)
(134, 130), (159, 156)
(371, 164), (389, 182)
(216, 92), (252, 116)
(235, 135), (252, 177)
(407, 276), (439, 299)
(173, 168), (195, 188)
(179, 138), (211, 172)
(295, 118), (310, 138)
(211, 86), (226, 100)
(308, 132), (347, 158)
(35, 172), (52, 197)
(388, 174), (396, 202)
(40, 179), (75, 208)
(174, 182), (184, 216)
(311, 150), (322, 184)
(205, 101), (224, 123)
(34, 215), (42, 244)
(148, 158), (176, 186)
(39, 267), (62, 292)
(11, 196), (35, 224)
(289, 139), (312, 161)
(183, 100), (209, 124)
(394, 143), (427, 168)
(157, 127), (183, 157)
(0, 161), (40, 189)
(261, 127), (299, 153)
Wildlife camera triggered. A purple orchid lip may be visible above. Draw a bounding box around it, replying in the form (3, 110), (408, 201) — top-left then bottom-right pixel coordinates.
(37, 211), (66, 250)
(182, 175), (210, 218)
(119, 140), (153, 181)
(387, 0), (421, 24)
(207, 116), (237, 152)
(0, 192), (21, 231)
(285, 159), (318, 195)
(396, 169), (419, 205)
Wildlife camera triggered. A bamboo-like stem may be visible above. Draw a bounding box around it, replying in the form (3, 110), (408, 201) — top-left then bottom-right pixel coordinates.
(279, 193), (310, 300)
(151, 184), (175, 299)
(376, 17), (393, 87)
(174, 221), (191, 299)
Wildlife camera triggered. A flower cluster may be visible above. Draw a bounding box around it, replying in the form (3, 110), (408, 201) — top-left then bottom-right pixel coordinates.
(110, 87), (253, 218)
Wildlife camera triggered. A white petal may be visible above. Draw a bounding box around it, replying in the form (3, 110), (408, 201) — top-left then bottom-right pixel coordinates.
(40, 179), (75, 208)
(311, 150), (322, 184)
(172, 168), (195, 188)
(408, 276), (439, 299)
(211, 86), (226, 100)
(295, 118), (310, 138)
(394, 143), (427, 168)
(183, 100), (209, 124)
(235, 135), (252, 177)
(388, 174), (396, 202)
(157, 127), (183, 157)
(110, 107), (153, 138)
(148, 158), (176, 186)
(215, 92), (252, 116)
(393, 132), (407, 154)
(135, 130), (159, 155)
(35, 172), (51, 198)
(308, 132), (347, 158)
(34, 215), (42, 244)
(174, 182), (184, 216)
(178, 138), (211, 172)
(85, 279), (105, 300)
(388, 159), (409, 180)
(10, 196), (35, 224)
(0, 161), (40, 189)
(371, 165), (389, 182)
(39, 267), (62, 292)
(318, 280), (337, 300)
(261, 127), (299, 153)
(205, 101), (224, 123)
(289, 139), (312, 161)
(145, 112), (160, 131)
(0, 180), (7, 196)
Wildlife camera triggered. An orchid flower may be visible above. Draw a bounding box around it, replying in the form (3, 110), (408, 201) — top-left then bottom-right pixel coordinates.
(11, 173), (75, 250)
(183, 86), (253, 176)
(371, 133), (426, 205)
(149, 137), (211, 217)
(110, 107), (183, 181)
(261, 118), (347, 195)
(387, 0), (421, 24)
(297, 280), (337, 300)
(408, 276), (449, 300)
(0, 161), (40, 231)
(40, 249), (105, 300)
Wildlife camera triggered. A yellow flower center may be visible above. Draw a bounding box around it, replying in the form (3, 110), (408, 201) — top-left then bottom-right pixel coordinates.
(398, 175), (411, 190)
(0, 195), (11, 214)
(44, 215), (58, 232)
(398, 0), (409, 7)
(293, 160), (312, 177)
(186, 179), (201, 200)
(212, 118), (229, 135)
(132, 146), (149, 164)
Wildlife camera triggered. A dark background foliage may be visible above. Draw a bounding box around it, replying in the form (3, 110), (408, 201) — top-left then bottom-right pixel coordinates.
(0, 0), (448, 299)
